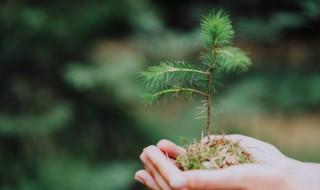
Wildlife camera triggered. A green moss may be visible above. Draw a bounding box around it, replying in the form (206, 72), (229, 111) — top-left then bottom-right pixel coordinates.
(176, 137), (255, 170)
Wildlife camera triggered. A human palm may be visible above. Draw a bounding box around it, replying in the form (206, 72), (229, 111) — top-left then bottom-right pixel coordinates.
(208, 135), (292, 170)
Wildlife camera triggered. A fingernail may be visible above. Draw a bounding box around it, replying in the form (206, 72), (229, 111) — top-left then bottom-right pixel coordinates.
(170, 177), (187, 189)
(134, 175), (145, 184)
(140, 153), (146, 164)
(157, 139), (167, 147)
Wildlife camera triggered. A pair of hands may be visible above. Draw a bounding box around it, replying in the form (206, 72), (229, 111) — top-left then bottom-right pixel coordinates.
(135, 135), (319, 190)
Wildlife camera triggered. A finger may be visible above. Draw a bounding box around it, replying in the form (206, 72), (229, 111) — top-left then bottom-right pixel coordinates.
(142, 152), (177, 171)
(157, 139), (186, 158)
(135, 170), (160, 190)
(144, 146), (187, 189)
(145, 160), (171, 190)
(144, 158), (179, 189)
(141, 148), (178, 189)
(141, 150), (167, 189)
(143, 145), (178, 164)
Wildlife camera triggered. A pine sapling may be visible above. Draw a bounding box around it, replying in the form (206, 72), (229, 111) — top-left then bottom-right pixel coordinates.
(140, 10), (255, 170)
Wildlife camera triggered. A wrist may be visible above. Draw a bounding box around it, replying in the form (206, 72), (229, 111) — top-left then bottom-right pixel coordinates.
(281, 157), (302, 174)
(282, 158), (320, 190)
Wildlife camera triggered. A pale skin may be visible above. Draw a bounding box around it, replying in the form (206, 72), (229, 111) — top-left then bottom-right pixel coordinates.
(135, 134), (320, 190)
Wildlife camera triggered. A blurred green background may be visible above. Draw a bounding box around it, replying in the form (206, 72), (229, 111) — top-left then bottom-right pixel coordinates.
(1, 0), (320, 189)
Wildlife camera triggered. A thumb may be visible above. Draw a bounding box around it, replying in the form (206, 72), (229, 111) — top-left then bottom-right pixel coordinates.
(182, 167), (245, 190)
(183, 164), (284, 190)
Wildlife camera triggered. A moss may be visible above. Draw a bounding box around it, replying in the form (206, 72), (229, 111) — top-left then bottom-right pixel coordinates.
(176, 137), (255, 170)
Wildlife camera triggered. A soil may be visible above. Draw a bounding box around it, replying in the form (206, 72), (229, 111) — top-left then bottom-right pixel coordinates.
(176, 137), (255, 170)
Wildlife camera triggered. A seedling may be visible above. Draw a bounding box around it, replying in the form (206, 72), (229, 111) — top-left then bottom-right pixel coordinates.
(141, 10), (254, 170)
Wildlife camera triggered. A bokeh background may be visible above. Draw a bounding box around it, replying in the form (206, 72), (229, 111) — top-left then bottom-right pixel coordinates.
(1, 0), (320, 189)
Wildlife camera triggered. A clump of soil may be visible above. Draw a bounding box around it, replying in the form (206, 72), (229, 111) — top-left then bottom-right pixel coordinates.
(176, 137), (255, 170)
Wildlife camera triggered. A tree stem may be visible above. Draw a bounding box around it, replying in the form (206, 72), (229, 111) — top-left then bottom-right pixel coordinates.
(205, 46), (217, 138)
(206, 71), (212, 137)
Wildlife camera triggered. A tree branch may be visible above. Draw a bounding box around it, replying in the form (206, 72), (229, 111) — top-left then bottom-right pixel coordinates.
(152, 88), (208, 98)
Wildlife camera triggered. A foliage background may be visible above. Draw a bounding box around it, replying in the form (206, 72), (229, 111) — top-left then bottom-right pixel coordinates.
(1, 0), (320, 189)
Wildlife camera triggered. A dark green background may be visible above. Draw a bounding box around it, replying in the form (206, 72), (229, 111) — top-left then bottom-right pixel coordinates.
(1, 0), (320, 189)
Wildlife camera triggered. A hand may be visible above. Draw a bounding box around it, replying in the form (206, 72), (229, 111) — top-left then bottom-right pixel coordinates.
(135, 134), (320, 190)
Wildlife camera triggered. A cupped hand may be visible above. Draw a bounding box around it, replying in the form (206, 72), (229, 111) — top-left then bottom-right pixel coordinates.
(135, 134), (315, 190)
(201, 134), (294, 170)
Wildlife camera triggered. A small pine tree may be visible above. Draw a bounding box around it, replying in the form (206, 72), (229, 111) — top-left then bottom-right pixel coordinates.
(141, 10), (251, 136)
